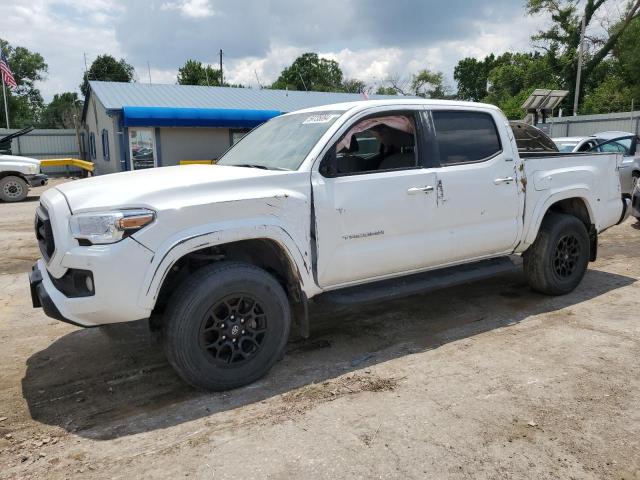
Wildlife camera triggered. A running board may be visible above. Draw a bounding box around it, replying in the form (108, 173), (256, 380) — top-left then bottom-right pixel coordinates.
(315, 256), (522, 306)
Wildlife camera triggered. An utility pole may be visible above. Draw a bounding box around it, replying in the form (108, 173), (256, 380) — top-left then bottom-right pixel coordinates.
(147, 61), (152, 84)
(573, 14), (586, 116)
(219, 49), (223, 86)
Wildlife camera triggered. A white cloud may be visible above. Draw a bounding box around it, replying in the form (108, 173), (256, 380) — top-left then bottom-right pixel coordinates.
(224, 46), (305, 88)
(161, 0), (215, 18)
(0, 0), (555, 101)
(0, 0), (124, 101)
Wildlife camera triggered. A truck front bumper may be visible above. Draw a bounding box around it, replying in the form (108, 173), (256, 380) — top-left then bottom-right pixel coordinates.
(26, 174), (48, 187)
(29, 239), (154, 327)
(29, 262), (86, 327)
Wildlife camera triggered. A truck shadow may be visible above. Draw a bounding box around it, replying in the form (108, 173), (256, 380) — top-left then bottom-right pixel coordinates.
(21, 267), (635, 441)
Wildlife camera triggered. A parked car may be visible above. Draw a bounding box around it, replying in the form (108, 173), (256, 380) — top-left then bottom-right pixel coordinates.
(0, 127), (48, 202)
(552, 131), (640, 195)
(29, 100), (630, 391)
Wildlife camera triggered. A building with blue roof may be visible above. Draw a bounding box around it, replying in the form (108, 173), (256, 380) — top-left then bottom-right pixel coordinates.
(81, 81), (398, 175)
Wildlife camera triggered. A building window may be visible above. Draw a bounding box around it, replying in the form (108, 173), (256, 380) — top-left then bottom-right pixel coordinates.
(229, 129), (250, 146)
(89, 132), (96, 160)
(101, 129), (110, 161)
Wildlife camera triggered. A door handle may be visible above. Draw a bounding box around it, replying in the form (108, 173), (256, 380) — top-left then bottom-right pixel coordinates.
(494, 177), (515, 185)
(407, 186), (434, 195)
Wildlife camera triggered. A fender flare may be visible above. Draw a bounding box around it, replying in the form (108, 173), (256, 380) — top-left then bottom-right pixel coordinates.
(138, 225), (317, 310)
(522, 188), (596, 247)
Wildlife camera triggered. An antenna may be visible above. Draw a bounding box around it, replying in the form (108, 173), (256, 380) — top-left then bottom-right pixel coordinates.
(295, 65), (308, 92)
(254, 69), (263, 89)
(219, 49), (223, 86)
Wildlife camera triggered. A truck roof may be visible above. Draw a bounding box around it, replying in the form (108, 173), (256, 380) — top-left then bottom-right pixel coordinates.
(289, 98), (503, 115)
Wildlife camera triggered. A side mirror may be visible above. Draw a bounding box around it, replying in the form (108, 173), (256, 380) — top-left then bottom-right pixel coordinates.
(319, 148), (338, 177)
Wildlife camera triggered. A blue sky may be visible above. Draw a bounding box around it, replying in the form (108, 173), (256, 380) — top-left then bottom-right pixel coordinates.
(1, 0), (555, 101)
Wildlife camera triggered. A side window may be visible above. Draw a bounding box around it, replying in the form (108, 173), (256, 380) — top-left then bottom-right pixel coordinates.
(597, 138), (631, 155)
(101, 129), (110, 161)
(331, 113), (418, 175)
(431, 111), (502, 165)
(89, 132), (96, 160)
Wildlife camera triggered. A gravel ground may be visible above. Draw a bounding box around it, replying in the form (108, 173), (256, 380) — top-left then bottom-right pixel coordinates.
(1, 179), (639, 479)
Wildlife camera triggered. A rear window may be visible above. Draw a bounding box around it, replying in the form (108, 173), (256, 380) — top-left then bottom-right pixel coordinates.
(555, 142), (578, 153)
(432, 111), (502, 165)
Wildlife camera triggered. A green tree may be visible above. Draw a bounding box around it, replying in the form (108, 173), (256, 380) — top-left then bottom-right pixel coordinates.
(613, 18), (640, 105)
(0, 38), (47, 128)
(483, 52), (562, 118)
(380, 69), (450, 99)
(410, 69), (450, 99)
(177, 59), (222, 86)
(581, 76), (634, 114)
(341, 78), (367, 94)
(375, 85), (397, 95)
(40, 92), (83, 128)
(453, 55), (497, 101)
(80, 54), (135, 97)
(271, 53), (343, 92)
(526, 0), (640, 109)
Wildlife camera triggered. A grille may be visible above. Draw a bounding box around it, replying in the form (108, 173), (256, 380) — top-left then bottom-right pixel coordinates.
(35, 206), (55, 261)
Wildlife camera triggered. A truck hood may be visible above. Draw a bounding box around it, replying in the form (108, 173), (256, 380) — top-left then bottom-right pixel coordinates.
(0, 154), (41, 167)
(55, 165), (293, 212)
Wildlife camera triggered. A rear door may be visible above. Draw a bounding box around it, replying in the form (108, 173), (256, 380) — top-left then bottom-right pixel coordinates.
(311, 108), (442, 288)
(423, 108), (522, 262)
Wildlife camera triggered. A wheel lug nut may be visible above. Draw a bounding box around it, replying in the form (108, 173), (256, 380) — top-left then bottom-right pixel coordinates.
(241, 330), (245, 334)
(222, 335), (226, 340)
(232, 338), (236, 342)
(240, 318), (244, 323)
(221, 323), (225, 328)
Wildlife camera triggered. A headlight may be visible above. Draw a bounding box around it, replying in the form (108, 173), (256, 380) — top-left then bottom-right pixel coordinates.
(29, 164), (39, 174)
(69, 209), (155, 244)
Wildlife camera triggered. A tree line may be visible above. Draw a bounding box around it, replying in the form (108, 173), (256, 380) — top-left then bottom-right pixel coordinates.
(1, 0), (638, 129)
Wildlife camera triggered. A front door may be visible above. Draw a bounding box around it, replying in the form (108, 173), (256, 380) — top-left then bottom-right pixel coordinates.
(312, 110), (444, 288)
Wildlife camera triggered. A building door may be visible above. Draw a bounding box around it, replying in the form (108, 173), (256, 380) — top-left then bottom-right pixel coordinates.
(129, 128), (157, 170)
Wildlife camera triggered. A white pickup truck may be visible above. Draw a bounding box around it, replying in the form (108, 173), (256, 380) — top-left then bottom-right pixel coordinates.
(29, 100), (630, 391)
(0, 154), (48, 202)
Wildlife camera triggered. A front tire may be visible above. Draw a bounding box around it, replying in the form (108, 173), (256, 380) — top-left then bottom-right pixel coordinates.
(524, 213), (590, 295)
(0, 175), (29, 202)
(163, 262), (291, 391)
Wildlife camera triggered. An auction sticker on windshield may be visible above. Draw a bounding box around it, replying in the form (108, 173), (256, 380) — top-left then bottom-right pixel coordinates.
(302, 114), (341, 124)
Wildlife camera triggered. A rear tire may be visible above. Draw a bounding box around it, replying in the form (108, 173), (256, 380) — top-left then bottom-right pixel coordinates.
(524, 213), (589, 295)
(0, 175), (29, 202)
(162, 262), (291, 391)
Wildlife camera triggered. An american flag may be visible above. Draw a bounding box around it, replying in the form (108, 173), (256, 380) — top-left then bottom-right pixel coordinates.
(0, 51), (18, 89)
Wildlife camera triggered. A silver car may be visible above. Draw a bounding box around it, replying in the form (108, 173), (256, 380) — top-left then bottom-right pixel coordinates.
(553, 131), (640, 195)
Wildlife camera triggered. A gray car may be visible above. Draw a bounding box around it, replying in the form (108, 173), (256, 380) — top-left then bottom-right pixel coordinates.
(553, 131), (640, 195)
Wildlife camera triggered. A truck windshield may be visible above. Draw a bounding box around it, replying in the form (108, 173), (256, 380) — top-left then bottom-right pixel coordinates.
(217, 111), (344, 171)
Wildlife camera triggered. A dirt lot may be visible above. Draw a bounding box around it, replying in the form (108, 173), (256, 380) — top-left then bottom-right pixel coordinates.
(1, 179), (639, 479)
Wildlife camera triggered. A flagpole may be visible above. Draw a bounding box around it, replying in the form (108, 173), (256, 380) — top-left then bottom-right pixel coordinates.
(1, 74), (8, 129)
